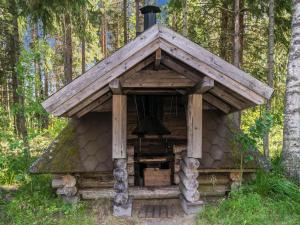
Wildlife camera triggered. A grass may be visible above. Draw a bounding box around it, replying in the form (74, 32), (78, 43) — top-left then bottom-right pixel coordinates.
(197, 169), (300, 225)
(1, 126), (299, 225)
(0, 175), (94, 225)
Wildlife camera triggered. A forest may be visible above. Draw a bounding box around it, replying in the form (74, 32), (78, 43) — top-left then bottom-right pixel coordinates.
(0, 0), (300, 224)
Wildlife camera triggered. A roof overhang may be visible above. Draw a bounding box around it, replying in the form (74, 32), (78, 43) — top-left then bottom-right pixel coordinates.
(42, 25), (273, 118)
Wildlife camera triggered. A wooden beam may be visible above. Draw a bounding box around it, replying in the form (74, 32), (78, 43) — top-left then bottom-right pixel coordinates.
(80, 186), (180, 200)
(92, 100), (112, 112)
(154, 49), (161, 70)
(109, 79), (123, 95)
(191, 76), (214, 94)
(187, 94), (202, 159)
(158, 26), (273, 99)
(124, 89), (180, 95)
(52, 40), (160, 116)
(203, 93), (231, 114)
(159, 39), (266, 105)
(122, 70), (195, 88)
(66, 54), (155, 117)
(42, 25), (160, 115)
(112, 95), (127, 159)
(66, 86), (110, 117)
(75, 92), (112, 118)
(161, 56), (202, 82)
(210, 86), (246, 110)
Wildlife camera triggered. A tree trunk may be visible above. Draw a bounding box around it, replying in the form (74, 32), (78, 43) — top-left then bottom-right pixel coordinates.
(239, 0), (244, 66)
(219, 0), (230, 61)
(232, 0), (242, 126)
(123, 0), (128, 44)
(9, 0), (29, 150)
(81, 6), (86, 74)
(233, 0), (241, 67)
(182, 0), (188, 36)
(264, 0), (275, 159)
(100, 6), (107, 58)
(63, 12), (72, 85)
(42, 68), (49, 129)
(135, 0), (140, 36)
(282, 0), (300, 184)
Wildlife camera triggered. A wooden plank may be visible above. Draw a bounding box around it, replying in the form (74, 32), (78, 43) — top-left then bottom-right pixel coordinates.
(78, 178), (114, 188)
(158, 25), (273, 99)
(52, 40), (160, 116)
(197, 174), (230, 185)
(191, 76), (214, 94)
(161, 56), (203, 82)
(109, 79), (123, 95)
(92, 99), (112, 112)
(42, 25), (160, 114)
(203, 93), (231, 114)
(124, 89), (180, 95)
(75, 56), (155, 116)
(187, 94), (202, 158)
(79, 186), (180, 200)
(122, 70), (195, 88)
(66, 86), (110, 117)
(112, 95), (127, 159)
(119, 55), (155, 82)
(75, 91), (112, 118)
(155, 48), (161, 70)
(129, 186), (180, 199)
(197, 169), (256, 173)
(159, 39), (266, 105)
(210, 86), (246, 110)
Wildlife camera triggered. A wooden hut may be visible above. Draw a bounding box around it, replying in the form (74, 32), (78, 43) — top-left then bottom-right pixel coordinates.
(30, 7), (273, 216)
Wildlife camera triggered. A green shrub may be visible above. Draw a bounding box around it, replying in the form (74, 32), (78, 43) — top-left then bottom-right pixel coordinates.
(1, 175), (93, 225)
(197, 170), (300, 225)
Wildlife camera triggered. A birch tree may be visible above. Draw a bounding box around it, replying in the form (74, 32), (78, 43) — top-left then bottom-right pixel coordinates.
(282, 0), (300, 184)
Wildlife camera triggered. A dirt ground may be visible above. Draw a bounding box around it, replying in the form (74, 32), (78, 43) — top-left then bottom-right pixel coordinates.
(89, 199), (198, 225)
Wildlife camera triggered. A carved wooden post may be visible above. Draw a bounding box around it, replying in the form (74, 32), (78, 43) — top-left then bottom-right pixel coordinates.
(180, 94), (203, 214)
(112, 94), (132, 217)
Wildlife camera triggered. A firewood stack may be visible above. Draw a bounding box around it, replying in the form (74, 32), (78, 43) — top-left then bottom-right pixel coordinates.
(113, 159), (132, 217)
(127, 145), (135, 186)
(173, 145), (186, 185)
(52, 174), (79, 204)
(179, 156), (203, 214)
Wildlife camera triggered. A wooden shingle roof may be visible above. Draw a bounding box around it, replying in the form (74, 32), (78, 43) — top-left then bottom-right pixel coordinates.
(42, 25), (273, 117)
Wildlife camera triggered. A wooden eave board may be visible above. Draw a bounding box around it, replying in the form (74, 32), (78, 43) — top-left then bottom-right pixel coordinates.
(42, 25), (160, 116)
(42, 24), (273, 117)
(122, 69), (196, 88)
(158, 26), (273, 100)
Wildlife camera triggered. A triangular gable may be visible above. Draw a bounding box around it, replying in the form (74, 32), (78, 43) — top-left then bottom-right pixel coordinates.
(42, 25), (273, 117)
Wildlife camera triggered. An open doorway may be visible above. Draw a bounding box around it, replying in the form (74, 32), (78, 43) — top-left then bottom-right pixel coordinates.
(127, 95), (187, 187)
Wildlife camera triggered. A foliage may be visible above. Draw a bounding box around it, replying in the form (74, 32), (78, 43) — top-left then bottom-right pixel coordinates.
(197, 166), (300, 225)
(0, 175), (93, 225)
(238, 113), (274, 151)
(234, 112), (274, 164)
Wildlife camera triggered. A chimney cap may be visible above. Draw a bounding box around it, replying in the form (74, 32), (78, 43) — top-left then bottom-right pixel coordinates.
(140, 5), (161, 14)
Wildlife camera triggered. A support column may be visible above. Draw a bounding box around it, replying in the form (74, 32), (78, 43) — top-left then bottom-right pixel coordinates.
(112, 94), (132, 217)
(180, 94), (203, 214)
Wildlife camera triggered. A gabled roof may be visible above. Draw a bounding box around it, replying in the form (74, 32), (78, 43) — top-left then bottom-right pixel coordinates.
(42, 25), (273, 117)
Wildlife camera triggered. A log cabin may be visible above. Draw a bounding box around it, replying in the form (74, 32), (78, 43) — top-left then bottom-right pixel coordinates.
(29, 5), (273, 216)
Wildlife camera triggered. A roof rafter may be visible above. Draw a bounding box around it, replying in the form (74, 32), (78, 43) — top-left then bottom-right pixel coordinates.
(42, 25), (273, 117)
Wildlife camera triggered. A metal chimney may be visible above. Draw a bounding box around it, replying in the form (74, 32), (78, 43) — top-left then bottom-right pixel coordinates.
(140, 5), (161, 31)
